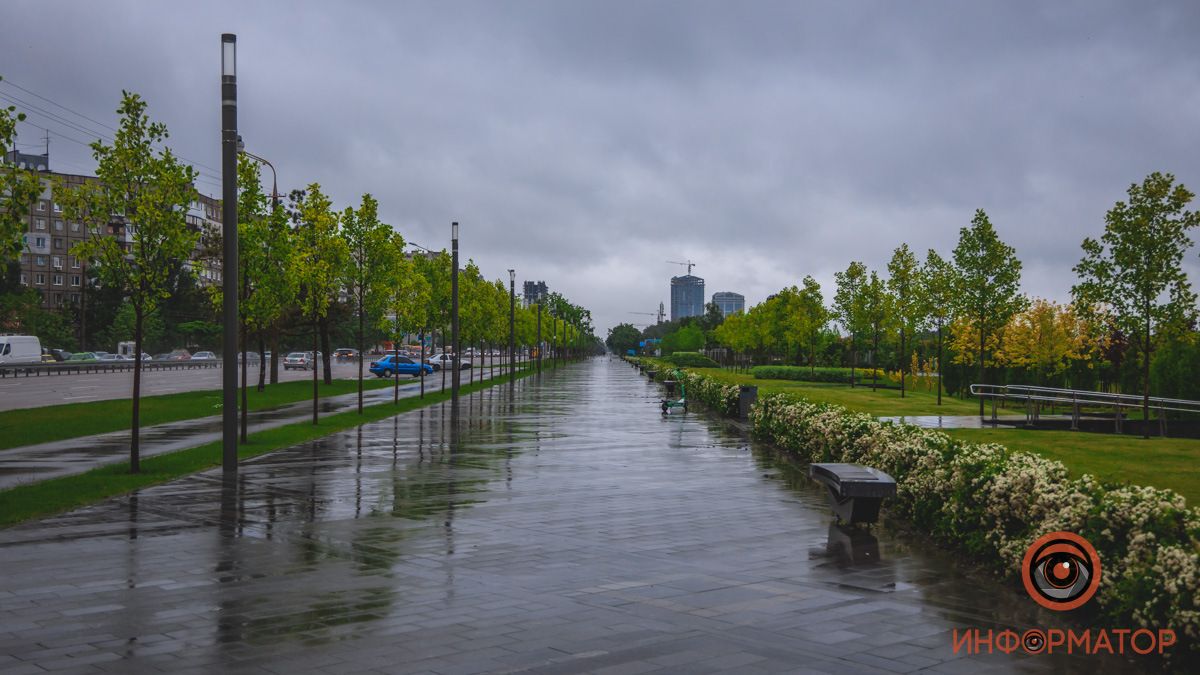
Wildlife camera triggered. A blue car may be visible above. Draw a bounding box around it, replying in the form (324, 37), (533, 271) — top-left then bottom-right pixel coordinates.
(369, 354), (433, 378)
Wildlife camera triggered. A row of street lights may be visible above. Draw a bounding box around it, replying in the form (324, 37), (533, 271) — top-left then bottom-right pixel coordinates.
(220, 33), (536, 474)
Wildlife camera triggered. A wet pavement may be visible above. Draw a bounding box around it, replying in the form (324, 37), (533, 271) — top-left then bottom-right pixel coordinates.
(0, 366), (512, 489)
(0, 359), (1135, 673)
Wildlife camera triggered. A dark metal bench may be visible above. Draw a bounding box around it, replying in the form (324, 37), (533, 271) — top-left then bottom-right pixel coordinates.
(808, 463), (897, 525)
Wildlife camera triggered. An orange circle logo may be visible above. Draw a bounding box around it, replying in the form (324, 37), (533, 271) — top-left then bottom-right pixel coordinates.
(1022, 531), (1101, 611)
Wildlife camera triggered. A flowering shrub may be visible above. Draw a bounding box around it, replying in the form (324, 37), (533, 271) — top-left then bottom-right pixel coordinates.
(739, 384), (1200, 648)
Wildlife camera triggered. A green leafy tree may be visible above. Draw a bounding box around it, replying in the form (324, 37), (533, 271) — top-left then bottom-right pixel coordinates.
(921, 249), (956, 405)
(952, 209), (1027, 416)
(834, 261), (868, 386)
(101, 304), (165, 353)
(384, 237), (429, 401)
(56, 92), (198, 472)
(794, 275), (829, 374)
(887, 243), (923, 397)
(290, 183), (348, 424)
(1073, 172), (1199, 437)
(861, 270), (892, 391)
(606, 323), (642, 354)
(341, 193), (397, 413)
(0, 75), (42, 268)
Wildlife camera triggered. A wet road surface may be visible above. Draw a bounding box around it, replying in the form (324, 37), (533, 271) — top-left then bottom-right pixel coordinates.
(0, 359), (1126, 673)
(0, 364), (514, 489)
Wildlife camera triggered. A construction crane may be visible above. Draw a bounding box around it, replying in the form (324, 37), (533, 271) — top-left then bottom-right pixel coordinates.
(629, 308), (666, 325)
(667, 259), (697, 276)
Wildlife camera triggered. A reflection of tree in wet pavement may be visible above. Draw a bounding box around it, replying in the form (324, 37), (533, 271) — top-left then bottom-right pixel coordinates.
(205, 382), (535, 650)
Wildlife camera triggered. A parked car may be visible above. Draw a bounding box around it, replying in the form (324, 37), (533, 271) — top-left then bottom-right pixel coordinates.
(334, 348), (358, 360)
(283, 352), (314, 370)
(191, 351), (216, 361)
(166, 349), (192, 361)
(43, 348), (70, 362)
(96, 353), (120, 361)
(67, 352), (98, 362)
(41, 353), (56, 363)
(426, 353), (471, 370)
(369, 355), (433, 378)
(153, 353), (172, 361)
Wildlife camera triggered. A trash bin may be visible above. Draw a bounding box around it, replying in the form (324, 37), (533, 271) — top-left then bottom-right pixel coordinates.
(646, 370), (657, 381)
(738, 385), (757, 419)
(663, 380), (677, 396)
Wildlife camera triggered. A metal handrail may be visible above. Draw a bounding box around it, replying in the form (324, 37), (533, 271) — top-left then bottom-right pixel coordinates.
(0, 360), (221, 378)
(970, 384), (1200, 415)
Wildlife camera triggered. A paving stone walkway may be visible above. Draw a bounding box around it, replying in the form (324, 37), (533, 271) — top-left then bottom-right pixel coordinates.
(0, 359), (1135, 673)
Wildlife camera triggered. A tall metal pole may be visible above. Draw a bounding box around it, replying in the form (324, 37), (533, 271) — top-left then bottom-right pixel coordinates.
(220, 34), (239, 473)
(508, 270), (515, 377)
(451, 222), (460, 402)
(536, 302), (542, 374)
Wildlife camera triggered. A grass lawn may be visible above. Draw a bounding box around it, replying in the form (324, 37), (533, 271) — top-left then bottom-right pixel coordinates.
(639, 359), (1200, 503)
(0, 377), (401, 450)
(684, 366), (980, 416)
(0, 366), (536, 527)
(945, 427), (1200, 505)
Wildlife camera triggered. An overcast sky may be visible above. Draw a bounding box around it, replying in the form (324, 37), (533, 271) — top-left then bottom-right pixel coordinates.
(3, 1), (1199, 334)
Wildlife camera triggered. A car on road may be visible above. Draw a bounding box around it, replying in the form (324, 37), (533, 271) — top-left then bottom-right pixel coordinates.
(0, 335), (43, 365)
(67, 352), (98, 362)
(334, 348), (358, 360)
(96, 353), (120, 362)
(426, 353), (471, 370)
(283, 352), (315, 370)
(165, 349), (192, 361)
(191, 351), (216, 361)
(369, 355), (433, 378)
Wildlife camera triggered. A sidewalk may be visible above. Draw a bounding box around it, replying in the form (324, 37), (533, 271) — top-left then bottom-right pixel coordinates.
(0, 367), (515, 490)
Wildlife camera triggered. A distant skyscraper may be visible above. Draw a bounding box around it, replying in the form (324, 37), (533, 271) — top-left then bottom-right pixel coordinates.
(711, 292), (745, 317)
(523, 280), (548, 307)
(670, 275), (705, 321)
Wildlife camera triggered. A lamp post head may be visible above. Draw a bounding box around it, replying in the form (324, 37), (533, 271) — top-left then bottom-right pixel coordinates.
(221, 34), (236, 78)
(508, 269), (515, 284)
(236, 135), (244, 153)
(451, 221), (458, 240)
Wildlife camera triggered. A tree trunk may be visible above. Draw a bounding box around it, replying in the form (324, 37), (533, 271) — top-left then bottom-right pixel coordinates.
(320, 316), (332, 385)
(978, 314), (986, 418)
(419, 330), (425, 399)
(936, 323), (943, 406)
(240, 314), (248, 443)
(850, 333), (857, 388)
(1143, 310), (1151, 439)
(899, 328), (906, 398)
(357, 299), (364, 415)
(257, 333), (266, 392)
(312, 319), (319, 425)
(131, 304), (144, 473)
(871, 330), (878, 392)
(394, 337), (400, 405)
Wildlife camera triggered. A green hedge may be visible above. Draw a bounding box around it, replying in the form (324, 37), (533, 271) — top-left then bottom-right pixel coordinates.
(663, 352), (719, 368)
(752, 365), (883, 384)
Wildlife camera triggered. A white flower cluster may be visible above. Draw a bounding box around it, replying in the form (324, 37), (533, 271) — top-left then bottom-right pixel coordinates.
(739, 386), (1200, 646)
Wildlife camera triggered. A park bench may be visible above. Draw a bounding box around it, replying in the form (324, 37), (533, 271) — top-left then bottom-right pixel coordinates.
(808, 463), (896, 525)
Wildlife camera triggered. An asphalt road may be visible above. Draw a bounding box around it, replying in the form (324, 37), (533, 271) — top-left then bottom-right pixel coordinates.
(0, 356), (530, 412)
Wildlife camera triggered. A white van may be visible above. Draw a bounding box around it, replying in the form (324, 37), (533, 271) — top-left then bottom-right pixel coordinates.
(0, 335), (43, 365)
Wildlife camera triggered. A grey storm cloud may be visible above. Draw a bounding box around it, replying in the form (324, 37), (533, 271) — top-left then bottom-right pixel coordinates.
(3, 0), (1199, 335)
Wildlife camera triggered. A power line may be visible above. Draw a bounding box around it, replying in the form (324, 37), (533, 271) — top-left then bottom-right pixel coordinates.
(1, 80), (223, 177)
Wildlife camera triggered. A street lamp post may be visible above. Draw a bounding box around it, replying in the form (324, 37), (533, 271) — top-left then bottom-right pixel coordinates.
(408, 241), (436, 400)
(450, 222), (460, 403)
(220, 33), (239, 474)
(508, 269), (515, 377)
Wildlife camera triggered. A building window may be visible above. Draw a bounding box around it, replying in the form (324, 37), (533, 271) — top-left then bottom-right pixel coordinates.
(70, 221), (80, 232)
(53, 237), (63, 250)
(70, 293), (80, 303)
(70, 275), (81, 287)
(89, 226), (99, 235)
(54, 220), (63, 231)
(19, 273), (26, 285)
(52, 274), (64, 286)
(71, 256), (80, 269)
(54, 293), (64, 306)
(35, 255), (46, 266)
(36, 201), (45, 212)
(53, 202), (61, 213)
(51, 256), (62, 269)
(35, 218), (45, 230)
(34, 273), (45, 285)
(34, 237), (46, 248)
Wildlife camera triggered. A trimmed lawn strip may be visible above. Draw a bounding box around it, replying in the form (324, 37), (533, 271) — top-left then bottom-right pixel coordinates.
(0, 366), (536, 528)
(945, 427), (1200, 505)
(0, 377), (399, 451)
(660, 364), (980, 416)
